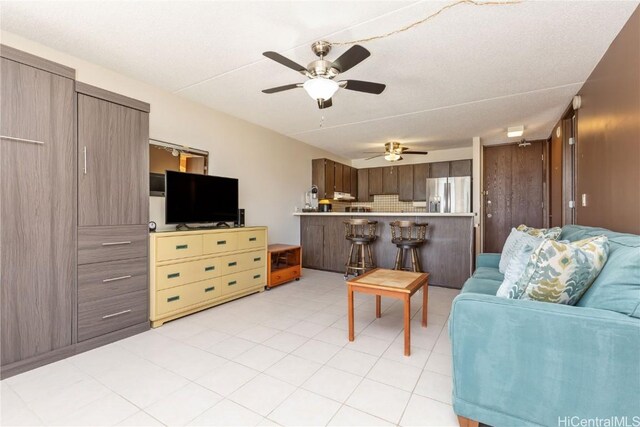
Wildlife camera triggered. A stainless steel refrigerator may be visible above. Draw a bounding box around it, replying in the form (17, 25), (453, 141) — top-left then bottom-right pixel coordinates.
(426, 176), (471, 213)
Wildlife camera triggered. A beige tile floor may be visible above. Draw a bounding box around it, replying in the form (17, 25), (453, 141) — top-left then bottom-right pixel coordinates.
(0, 269), (459, 426)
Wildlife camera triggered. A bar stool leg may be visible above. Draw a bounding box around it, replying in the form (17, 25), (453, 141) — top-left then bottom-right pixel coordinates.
(345, 243), (355, 278)
(366, 244), (375, 269)
(394, 247), (402, 270)
(414, 248), (423, 273)
(360, 244), (366, 274)
(410, 248), (418, 272)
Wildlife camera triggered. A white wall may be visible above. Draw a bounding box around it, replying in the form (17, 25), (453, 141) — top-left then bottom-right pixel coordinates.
(350, 146), (472, 169)
(1, 31), (349, 243)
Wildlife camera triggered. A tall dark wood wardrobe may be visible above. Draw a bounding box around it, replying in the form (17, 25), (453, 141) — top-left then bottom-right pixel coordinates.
(0, 45), (150, 378)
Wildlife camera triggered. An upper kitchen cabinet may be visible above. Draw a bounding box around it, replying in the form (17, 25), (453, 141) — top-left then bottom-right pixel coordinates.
(77, 84), (149, 226)
(312, 158), (335, 199)
(342, 165), (352, 194)
(334, 162), (343, 193)
(413, 163), (429, 201)
(382, 165), (398, 195)
(398, 165), (414, 201)
(450, 159), (472, 177)
(350, 167), (358, 197)
(357, 168), (370, 202)
(368, 167), (383, 195)
(429, 161), (450, 178)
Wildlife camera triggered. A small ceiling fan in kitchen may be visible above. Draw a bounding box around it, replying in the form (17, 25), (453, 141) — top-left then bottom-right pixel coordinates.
(261, 41), (386, 109)
(364, 142), (429, 162)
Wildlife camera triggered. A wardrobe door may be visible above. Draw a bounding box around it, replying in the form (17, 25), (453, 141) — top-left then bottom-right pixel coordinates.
(78, 94), (149, 226)
(0, 58), (75, 365)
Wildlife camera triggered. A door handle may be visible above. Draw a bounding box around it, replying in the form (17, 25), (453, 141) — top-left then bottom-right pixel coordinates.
(1, 135), (45, 145)
(487, 213), (493, 218)
(102, 309), (131, 319)
(102, 241), (132, 246)
(102, 275), (132, 283)
(83, 146), (87, 175)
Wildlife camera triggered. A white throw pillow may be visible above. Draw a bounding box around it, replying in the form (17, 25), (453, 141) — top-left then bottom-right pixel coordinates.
(496, 234), (545, 298)
(499, 229), (543, 273)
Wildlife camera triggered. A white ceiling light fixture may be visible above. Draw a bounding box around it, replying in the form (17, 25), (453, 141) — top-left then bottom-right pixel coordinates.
(302, 78), (339, 101)
(507, 125), (524, 138)
(384, 152), (402, 162)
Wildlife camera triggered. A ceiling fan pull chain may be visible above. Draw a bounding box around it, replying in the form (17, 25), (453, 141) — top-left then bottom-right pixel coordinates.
(328, 0), (522, 46)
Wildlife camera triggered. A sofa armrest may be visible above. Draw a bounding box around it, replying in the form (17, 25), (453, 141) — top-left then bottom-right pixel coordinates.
(449, 294), (640, 427)
(476, 253), (500, 269)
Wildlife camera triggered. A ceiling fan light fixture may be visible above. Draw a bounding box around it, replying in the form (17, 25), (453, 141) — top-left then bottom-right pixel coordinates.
(303, 78), (339, 101)
(384, 152), (402, 162)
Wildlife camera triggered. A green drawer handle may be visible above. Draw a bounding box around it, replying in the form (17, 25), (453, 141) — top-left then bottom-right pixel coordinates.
(253, 274), (261, 279)
(205, 286), (215, 292)
(205, 266), (215, 272)
(217, 240), (226, 245)
(253, 257), (261, 262)
(228, 281), (237, 286)
(167, 273), (180, 279)
(249, 237), (257, 242)
(167, 296), (180, 302)
(176, 244), (188, 250)
(228, 261), (237, 267)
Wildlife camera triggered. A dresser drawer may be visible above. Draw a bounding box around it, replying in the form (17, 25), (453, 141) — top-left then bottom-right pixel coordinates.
(218, 253), (243, 276)
(78, 290), (148, 341)
(156, 277), (222, 316)
(238, 249), (266, 270)
(237, 230), (266, 250)
(78, 225), (148, 265)
(156, 235), (202, 261)
(203, 232), (238, 255)
(78, 258), (148, 303)
(156, 257), (220, 291)
(221, 267), (265, 296)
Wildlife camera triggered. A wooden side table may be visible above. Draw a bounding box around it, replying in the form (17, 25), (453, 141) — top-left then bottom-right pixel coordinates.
(267, 244), (302, 289)
(346, 268), (429, 356)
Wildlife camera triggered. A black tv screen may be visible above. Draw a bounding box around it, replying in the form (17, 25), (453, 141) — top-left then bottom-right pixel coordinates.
(165, 171), (238, 224)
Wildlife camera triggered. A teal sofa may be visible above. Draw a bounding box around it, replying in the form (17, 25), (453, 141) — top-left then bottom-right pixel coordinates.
(449, 225), (640, 426)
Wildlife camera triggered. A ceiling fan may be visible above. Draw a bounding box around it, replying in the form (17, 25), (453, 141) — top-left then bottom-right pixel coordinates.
(261, 41), (386, 109)
(364, 142), (429, 162)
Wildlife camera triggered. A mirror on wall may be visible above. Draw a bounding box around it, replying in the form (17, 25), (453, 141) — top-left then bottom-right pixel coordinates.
(149, 139), (209, 196)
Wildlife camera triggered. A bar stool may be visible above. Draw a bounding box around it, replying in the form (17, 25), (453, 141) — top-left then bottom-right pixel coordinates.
(390, 221), (428, 272)
(344, 219), (378, 279)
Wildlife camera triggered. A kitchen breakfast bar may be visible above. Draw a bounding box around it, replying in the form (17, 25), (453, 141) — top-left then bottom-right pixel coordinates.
(294, 212), (475, 289)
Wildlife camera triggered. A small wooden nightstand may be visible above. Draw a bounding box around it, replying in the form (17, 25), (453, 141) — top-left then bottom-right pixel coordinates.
(267, 244), (302, 289)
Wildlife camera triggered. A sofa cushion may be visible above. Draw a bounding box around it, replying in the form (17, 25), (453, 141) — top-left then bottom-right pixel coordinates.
(472, 267), (504, 282)
(569, 226), (640, 318)
(513, 236), (610, 305)
(461, 277), (501, 296)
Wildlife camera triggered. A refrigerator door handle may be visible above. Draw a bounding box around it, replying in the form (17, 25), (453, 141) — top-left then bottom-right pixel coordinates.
(444, 181), (450, 213)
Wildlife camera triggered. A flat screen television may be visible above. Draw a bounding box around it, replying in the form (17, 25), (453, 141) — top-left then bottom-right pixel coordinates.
(165, 171), (238, 224)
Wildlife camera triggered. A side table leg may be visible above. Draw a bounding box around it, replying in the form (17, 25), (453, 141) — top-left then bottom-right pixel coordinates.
(422, 282), (428, 327)
(375, 295), (381, 318)
(348, 286), (355, 342)
(404, 294), (411, 356)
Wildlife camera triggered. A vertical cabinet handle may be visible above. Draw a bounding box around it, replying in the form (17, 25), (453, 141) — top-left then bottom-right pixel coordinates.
(83, 146), (87, 175)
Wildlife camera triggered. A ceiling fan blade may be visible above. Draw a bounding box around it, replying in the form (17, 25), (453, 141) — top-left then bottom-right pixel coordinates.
(404, 150), (429, 155)
(317, 98), (333, 109)
(261, 83), (301, 94)
(365, 154), (385, 160)
(263, 51), (307, 74)
(332, 45), (370, 73)
(342, 80), (386, 94)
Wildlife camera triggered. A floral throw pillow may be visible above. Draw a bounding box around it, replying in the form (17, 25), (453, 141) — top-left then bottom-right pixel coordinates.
(508, 235), (610, 305)
(499, 228), (543, 273)
(496, 235), (544, 298)
(516, 224), (562, 240)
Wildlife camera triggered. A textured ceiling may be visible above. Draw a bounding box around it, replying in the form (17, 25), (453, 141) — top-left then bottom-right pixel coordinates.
(1, 1), (636, 159)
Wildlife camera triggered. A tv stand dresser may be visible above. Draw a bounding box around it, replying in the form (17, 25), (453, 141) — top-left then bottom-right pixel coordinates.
(149, 227), (267, 327)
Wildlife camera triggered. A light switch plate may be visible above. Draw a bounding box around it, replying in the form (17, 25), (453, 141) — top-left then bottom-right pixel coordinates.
(581, 194), (588, 207)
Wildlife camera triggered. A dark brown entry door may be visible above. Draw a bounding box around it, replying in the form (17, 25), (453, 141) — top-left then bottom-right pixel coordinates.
(483, 142), (544, 253)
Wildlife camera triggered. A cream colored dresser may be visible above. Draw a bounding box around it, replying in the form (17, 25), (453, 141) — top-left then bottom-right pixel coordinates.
(149, 227), (267, 327)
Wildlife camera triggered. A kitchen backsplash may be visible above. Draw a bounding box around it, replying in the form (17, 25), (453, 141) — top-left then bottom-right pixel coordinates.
(333, 194), (427, 213)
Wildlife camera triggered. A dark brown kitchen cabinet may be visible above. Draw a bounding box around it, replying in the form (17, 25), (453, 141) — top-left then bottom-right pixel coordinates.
(413, 163), (429, 201)
(357, 168), (370, 202)
(342, 165), (351, 194)
(429, 161), (450, 178)
(301, 224), (324, 268)
(1, 53), (75, 368)
(369, 167), (383, 195)
(450, 159), (472, 177)
(398, 165), (414, 201)
(382, 166), (398, 195)
(350, 167), (358, 197)
(78, 90), (149, 226)
(300, 216), (350, 272)
(334, 163), (343, 193)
